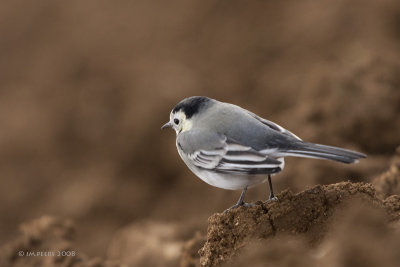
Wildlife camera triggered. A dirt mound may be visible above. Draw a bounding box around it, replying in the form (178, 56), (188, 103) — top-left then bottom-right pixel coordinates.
(196, 182), (400, 267)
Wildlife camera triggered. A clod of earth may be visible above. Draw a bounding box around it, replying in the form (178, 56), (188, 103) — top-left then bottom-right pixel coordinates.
(198, 182), (400, 267)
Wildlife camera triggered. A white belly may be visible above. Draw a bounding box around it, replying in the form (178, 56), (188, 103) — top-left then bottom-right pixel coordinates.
(193, 169), (270, 190)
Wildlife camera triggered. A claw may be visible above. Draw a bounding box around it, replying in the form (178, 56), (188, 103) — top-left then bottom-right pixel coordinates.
(268, 196), (279, 202)
(223, 202), (255, 214)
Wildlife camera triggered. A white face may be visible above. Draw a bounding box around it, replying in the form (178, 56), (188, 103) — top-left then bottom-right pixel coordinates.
(169, 110), (192, 134)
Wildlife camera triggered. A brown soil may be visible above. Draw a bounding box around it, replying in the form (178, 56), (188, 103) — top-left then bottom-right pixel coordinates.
(3, 179), (400, 267)
(197, 182), (399, 267)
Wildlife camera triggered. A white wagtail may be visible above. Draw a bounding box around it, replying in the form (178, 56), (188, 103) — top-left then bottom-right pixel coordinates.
(162, 96), (366, 211)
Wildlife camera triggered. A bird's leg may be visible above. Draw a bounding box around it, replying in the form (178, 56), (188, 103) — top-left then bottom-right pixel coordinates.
(223, 186), (253, 213)
(236, 186), (247, 206)
(268, 174), (279, 201)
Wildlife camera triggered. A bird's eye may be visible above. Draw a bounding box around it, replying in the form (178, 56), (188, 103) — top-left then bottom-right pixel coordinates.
(174, 119), (180, 125)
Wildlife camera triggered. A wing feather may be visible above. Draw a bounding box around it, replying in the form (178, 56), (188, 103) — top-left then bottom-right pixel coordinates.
(188, 138), (283, 175)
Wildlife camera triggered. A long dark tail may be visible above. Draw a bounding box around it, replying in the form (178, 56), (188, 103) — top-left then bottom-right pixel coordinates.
(275, 142), (366, 164)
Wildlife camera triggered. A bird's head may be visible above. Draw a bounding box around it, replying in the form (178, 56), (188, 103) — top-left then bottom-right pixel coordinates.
(161, 96), (211, 135)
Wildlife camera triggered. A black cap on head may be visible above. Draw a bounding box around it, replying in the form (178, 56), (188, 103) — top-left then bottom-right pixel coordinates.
(172, 96), (211, 119)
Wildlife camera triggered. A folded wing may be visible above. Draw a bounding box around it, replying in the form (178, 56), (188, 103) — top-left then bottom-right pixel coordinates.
(187, 137), (283, 175)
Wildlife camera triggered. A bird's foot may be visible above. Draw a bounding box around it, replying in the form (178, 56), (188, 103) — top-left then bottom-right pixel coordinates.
(268, 196), (279, 202)
(223, 202), (254, 214)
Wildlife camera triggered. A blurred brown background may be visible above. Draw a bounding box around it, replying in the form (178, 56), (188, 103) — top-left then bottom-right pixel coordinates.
(0, 0), (400, 266)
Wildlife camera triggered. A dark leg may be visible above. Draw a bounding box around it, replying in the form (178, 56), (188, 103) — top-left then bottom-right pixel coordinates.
(268, 174), (278, 201)
(236, 186), (247, 206)
(223, 186), (253, 213)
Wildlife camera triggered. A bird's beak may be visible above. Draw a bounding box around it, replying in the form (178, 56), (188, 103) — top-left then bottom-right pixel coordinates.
(161, 122), (172, 130)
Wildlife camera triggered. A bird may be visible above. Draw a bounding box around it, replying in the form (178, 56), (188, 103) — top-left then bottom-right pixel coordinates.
(161, 96), (366, 212)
